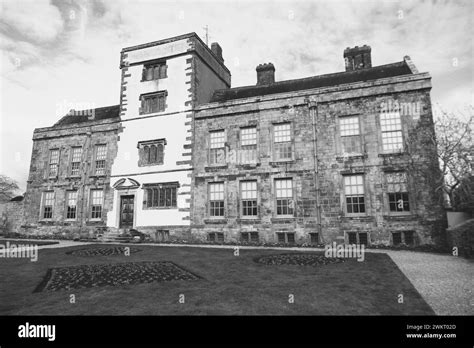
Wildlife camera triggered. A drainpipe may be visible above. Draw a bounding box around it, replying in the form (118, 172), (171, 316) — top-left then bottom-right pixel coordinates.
(80, 129), (92, 235)
(307, 99), (322, 242)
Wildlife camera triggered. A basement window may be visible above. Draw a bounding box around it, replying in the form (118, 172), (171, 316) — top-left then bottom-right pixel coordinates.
(276, 232), (295, 244)
(393, 231), (415, 246)
(310, 233), (319, 244)
(208, 232), (224, 242)
(241, 232), (259, 243)
(347, 232), (368, 245)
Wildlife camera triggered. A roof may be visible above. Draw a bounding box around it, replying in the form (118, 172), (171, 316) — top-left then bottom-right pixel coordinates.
(54, 105), (120, 126)
(210, 61), (413, 103)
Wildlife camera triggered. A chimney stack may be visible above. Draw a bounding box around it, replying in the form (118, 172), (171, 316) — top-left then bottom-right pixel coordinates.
(343, 45), (372, 71)
(211, 42), (224, 63)
(256, 63), (275, 85)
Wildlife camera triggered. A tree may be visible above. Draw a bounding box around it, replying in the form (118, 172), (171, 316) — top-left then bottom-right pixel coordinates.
(405, 106), (473, 210)
(0, 174), (20, 202)
(434, 107), (473, 209)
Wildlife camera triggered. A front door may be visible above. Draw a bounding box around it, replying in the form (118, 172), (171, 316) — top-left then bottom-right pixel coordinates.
(120, 195), (134, 228)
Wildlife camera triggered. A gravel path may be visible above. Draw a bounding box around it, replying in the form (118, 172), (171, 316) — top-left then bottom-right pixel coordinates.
(385, 250), (473, 315)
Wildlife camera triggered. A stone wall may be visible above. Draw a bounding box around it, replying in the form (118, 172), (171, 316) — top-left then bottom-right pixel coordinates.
(21, 118), (120, 237)
(192, 73), (447, 246)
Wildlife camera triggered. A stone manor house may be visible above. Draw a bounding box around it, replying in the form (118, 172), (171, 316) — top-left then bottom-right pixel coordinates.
(19, 32), (446, 246)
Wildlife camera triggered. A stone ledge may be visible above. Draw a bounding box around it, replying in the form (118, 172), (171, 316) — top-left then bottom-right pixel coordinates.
(203, 219), (227, 224)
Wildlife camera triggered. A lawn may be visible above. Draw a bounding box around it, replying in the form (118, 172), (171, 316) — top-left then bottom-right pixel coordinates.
(0, 244), (434, 315)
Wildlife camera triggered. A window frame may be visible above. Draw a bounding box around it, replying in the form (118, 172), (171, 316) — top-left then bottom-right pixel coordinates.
(386, 171), (411, 214)
(274, 178), (295, 218)
(138, 139), (166, 167)
(208, 130), (226, 166)
(142, 61), (167, 81)
(239, 126), (258, 164)
(65, 190), (78, 220)
(208, 182), (225, 218)
(240, 180), (258, 218)
(272, 122), (293, 162)
(69, 146), (83, 177)
(41, 191), (55, 220)
(339, 115), (362, 155)
(48, 149), (60, 178)
(139, 91), (168, 115)
(143, 182), (179, 209)
(380, 111), (404, 154)
(276, 232), (296, 244)
(90, 189), (104, 220)
(343, 174), (366, 216)
(93, 144), (107, 176)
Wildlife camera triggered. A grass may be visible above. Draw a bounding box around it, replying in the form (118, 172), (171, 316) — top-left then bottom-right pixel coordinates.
(0, 244), (434, 315)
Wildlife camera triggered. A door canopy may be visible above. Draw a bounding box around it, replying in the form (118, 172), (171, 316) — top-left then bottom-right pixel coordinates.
(113, 178), (140, 190)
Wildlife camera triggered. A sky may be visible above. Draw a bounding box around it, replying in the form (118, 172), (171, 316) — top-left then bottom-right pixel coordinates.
(0, 0), (472, 192)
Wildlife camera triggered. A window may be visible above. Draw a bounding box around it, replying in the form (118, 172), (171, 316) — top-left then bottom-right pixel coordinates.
(70, 147), (82, 176)
(241, 232), (259, 243)
(241, 181), (257, 217)
(347, 232), (368, 245)
(392, 231), (415, 246)
(340, 116), (362, 154)
(90, 190), (103, 219)
(209, 182), (225, 217)
(48, 149), (59, 177)
(94, 145), (107, 176)
(275, 179), (294, 216)
(144, 183), (178, 208)
(42, 191), (54, 219)
(156, 230), (170, 242)
(66, 191), (78, 219)
(344, 175), (365, 214)
(404, 231), (414, 245)
(310, 233), (319, 244)
(140, 92), (167, 114)
(348, 232), (357, 244)
(240, 127), (257, 163)
(208, 232), (224, 242)
(209, 130), (226, 165)
(138, 140), (165, 166)
(392, 232), (402, 245)
(276, 232), (295, 244)
(380, 112), (403, 153)
(359, 232), (368, 246)
(273, 123), (292, 161)
(142, 62), (167, 81)
(387, 172), (410, 212)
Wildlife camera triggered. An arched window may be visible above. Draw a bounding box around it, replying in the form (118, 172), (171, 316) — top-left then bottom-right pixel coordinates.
(150, 145), (157, 163)
(144, 146), (150, 164)
(157, 143), (164, 164)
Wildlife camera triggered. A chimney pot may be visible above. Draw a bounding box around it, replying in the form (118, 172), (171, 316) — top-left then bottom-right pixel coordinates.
(256, 63), (275, 85)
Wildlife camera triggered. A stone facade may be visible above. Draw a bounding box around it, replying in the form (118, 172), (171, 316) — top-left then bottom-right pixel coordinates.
(21, 110), (120, 238)
(192, 52), (446, 246)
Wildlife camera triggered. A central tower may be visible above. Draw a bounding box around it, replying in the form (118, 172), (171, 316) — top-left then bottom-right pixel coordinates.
(107, 33), (230, 239)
